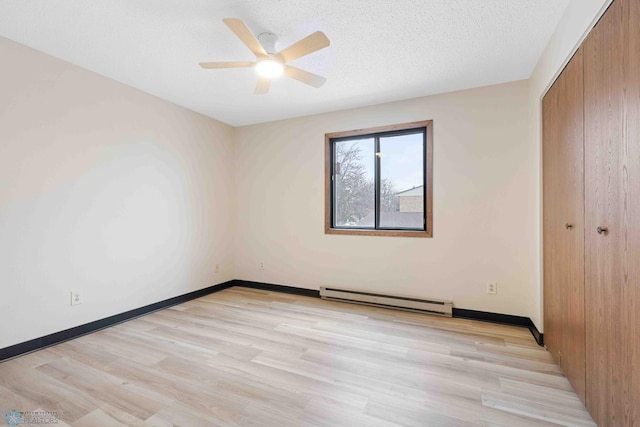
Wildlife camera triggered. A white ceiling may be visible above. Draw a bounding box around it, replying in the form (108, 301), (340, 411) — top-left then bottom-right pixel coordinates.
(0, 0), (569, 127)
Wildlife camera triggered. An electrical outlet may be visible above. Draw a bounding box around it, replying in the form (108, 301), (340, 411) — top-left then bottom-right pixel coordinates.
(215, 263), (220, 273)
(70, 290), (83, 306)
(259, 260), (265, 270)
(487, 281), (497, 295)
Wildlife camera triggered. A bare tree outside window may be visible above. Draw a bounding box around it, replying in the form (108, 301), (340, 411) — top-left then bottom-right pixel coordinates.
(333, 139), (374, 227)
(333, 140), (400, 227)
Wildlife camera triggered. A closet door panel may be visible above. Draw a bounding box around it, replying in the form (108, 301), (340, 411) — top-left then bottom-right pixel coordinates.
(542, 76), (563, 368)
(584, 0), (640, 424)
(542, 48), (585, 403)
(584, 1), (622, 421)
(558, 49), (585, 404)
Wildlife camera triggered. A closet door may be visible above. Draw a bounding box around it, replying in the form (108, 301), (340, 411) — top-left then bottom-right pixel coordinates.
(558, 49), (586, 404)
(542, 70), (563, 369)
(584, 0), (640, 424)
(542, 48), (585, 403)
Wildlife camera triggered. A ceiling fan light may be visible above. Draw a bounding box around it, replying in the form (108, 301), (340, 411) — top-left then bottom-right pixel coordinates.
(256, 58), (284, 78)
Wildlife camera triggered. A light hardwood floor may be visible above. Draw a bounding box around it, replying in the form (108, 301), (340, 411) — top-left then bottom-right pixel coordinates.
(0, 287), (596, 426)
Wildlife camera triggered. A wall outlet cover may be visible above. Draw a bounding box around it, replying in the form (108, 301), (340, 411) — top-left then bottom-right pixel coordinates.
(71, 290), (83, 306)
(487, 282), (497, 295)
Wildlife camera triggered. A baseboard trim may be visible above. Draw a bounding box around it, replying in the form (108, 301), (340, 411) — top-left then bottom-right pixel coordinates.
(530, 327), (544, 346)
(453, 308), (544, 346)
(0, 280), (544, 361)
(0, 280), (235, 362)
(234, 280), (321, 298)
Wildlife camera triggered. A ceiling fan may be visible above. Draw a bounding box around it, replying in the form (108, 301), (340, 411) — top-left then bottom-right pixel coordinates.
(199, 18), (330, 95)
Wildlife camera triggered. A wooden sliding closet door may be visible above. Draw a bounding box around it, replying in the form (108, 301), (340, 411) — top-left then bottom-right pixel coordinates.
(583, 0), (640, 424)
(542, 68), (563, 369)
(542, 48), (585, 403)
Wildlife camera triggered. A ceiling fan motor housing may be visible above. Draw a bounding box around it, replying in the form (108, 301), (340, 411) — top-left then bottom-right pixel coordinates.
(258, 32), (279, 55)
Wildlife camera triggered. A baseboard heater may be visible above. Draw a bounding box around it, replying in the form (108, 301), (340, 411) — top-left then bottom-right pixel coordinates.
(320, 286), (453, 317)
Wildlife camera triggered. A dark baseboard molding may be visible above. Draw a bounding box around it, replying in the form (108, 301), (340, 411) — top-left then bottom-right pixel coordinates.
(234, 280), (321, 298)
(530, 328), (544, 347)
(0, 280), (235, 362)
(452, 308), (533, 326)
(453, 308), (544, 346)
(1, 279), (543, 362)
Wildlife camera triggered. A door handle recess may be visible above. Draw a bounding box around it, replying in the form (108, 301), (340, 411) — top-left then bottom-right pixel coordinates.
(565, 223), (573, 230)
(597, 226), (608, 235)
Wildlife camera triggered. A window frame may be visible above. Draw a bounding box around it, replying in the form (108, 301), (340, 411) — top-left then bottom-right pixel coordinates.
(324, 120), (433, 238)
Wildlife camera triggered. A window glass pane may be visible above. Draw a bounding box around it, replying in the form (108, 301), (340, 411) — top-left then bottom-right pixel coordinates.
(379, 133), (424, 229)
(333, 138), (375, 227)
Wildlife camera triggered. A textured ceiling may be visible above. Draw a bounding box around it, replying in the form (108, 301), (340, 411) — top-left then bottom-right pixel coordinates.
(0, 0), (569, 126)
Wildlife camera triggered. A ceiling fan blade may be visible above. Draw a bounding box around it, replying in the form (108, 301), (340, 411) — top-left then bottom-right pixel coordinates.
(275, 31), (330, 63)
(284, 66), (326, 88)
(254, 77), (271, 95)
(223, 18), (267, 58)
(199, 61), (255, 69)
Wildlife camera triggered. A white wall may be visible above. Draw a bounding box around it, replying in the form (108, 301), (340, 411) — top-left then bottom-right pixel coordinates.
(529, 0), (612, 331)
(234, 80), (536, 318)
(0, 37), (235, 349)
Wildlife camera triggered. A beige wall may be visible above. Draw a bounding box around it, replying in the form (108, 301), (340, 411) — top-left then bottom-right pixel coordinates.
(1, 0), (614, 348)
(234, 80), (535, 318)
(0, 37), (235, 349)
(528, 0), (613, 331)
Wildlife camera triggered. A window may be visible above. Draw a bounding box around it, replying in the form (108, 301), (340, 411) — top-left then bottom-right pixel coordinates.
(325, 120), (433, 237)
